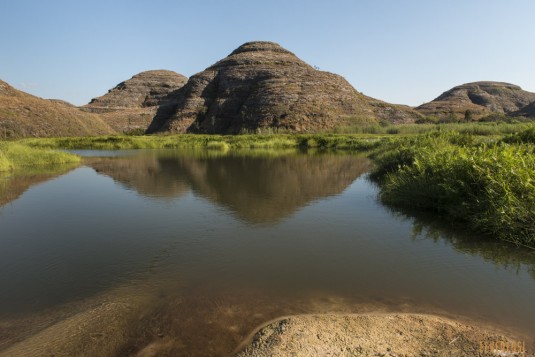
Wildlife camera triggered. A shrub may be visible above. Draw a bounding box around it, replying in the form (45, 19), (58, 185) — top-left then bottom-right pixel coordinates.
(206, 141), (230, 151)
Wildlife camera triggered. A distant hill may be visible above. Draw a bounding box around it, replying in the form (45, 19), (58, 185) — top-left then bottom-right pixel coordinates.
(147, 41), (422, 134)
(83, 70), (188, 132)
(416, 81), (535, 120)
(0, 80), (114, 138)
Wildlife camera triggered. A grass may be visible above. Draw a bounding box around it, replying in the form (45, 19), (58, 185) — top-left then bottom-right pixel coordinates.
(331, 121), (533, 136)
(0, 141), (80, 172)
(370, 129), (535, 248)
(502, 126), (535, 144)
(21, 133), (385, 152)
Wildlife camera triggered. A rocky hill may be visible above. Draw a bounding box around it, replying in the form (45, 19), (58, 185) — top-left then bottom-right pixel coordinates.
(514, 101), (535, 117)
(147, 41), (421, 134)
(416, 81), (535, 119)
(83, 70), (188, 132)
(0, 80), (115, 138)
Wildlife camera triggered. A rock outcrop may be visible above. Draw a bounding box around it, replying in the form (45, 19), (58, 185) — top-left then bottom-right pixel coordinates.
(417, 81), (535, 119)
(147, 41), (421, 134)
(85, 70), (187, 109)
(0, 80), (115, 138)
(83, 70), (188, 132)
(514, 102), (535, 118)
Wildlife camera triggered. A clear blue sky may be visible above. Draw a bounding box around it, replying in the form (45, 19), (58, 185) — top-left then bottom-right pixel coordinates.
(1, 0), (534, 106)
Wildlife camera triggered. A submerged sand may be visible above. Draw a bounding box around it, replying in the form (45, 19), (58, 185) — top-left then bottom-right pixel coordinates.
(1, 280), (533, 356)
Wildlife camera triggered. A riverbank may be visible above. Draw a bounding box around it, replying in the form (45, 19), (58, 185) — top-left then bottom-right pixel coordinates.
(370, 128), (535, 248)
(16, 121), (535, 151)
(0, 141), (79, 172)
(21, 133), (384, 151)
(235, 313), (533, 356)
(4, 296), (532, 357)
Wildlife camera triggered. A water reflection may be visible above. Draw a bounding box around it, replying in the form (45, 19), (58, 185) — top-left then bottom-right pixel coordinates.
(86, 150), (371, 224)
(1, 150), (535, 356)
(86, 154), (190, 199)
(0, 165), (78, 207)
(397, 207), (535, 280)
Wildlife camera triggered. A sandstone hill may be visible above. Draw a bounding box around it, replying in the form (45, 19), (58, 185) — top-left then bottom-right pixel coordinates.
(83, 70), (188, 132)
(0, 80), (114, 138)
(416, 81), (535, 119)
(147, 42), (422, 134)
(514, 101), (535, 117)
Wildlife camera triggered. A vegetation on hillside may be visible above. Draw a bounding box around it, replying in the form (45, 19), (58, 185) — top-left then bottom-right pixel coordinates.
(0, 80), (115, 139)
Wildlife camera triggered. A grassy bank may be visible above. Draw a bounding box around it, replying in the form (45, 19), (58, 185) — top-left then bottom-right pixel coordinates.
(331, 121), (533, 136)
(0, 141), (80, 172)
(370, 129), (535, 248)
(21, 133), (385, 152)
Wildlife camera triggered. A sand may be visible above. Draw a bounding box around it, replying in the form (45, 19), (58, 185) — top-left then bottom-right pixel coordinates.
(235, 314), (533, 357)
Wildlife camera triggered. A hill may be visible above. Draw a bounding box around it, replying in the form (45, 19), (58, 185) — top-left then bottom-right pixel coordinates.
(416, 81), (535, 120)
(147, 41), (421, 134)
(514, 101), (535, 118)
(83, 70), (188, 132)
(0, 80), (114, 138)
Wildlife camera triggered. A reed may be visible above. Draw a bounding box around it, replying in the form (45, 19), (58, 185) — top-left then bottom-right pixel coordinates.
(371, 130), (535, 247)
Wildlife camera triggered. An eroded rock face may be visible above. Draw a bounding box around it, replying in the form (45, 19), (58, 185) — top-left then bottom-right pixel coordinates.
(147, 42), (421, 134)
(85, 70), (188, 109)
(515, 102), (535, 118)
(417, 81), (535, 119)
(82, 70), (187, 133)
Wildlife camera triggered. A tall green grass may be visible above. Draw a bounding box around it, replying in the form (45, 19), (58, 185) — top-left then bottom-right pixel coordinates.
(371, 130), (535, 248)
(332, 122), (533, 136)
(21, 134), (384, 152)
(0, 141), (80, 172)
(502, 126), (535, 144)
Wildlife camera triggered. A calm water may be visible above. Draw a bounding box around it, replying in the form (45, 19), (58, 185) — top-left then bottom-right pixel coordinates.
(1, 149), (534, 355)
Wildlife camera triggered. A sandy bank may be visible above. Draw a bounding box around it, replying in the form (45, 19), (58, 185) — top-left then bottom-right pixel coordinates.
(235, 313), (533, 357)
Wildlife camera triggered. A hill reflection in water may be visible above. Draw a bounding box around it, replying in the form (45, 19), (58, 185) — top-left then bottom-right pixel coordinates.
(0, 164), (78, 208)
(86, 150), (371, 224)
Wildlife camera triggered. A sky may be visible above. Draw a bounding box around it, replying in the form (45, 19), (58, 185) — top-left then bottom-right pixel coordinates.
(1, 0), (534, 106)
